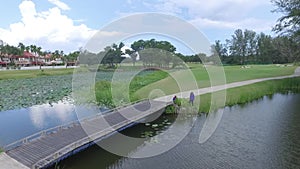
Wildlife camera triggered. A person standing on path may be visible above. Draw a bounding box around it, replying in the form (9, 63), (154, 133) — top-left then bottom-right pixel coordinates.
(189, 92), (195, 106)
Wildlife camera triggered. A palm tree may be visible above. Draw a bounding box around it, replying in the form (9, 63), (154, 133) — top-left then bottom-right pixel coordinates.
(18, 43), (25, 56)
(25, 46), (30, 52)
(37, 46), (43, 69)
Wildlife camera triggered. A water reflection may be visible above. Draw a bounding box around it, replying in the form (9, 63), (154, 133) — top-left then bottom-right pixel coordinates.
(52, 93), (300, 169)
(0, 99), (101, 146)
(29, 101), (75, 129)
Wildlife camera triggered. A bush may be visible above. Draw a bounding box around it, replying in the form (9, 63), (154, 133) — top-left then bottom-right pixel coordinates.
(165, 105), (176, 114)
(174, 98), (182, 106)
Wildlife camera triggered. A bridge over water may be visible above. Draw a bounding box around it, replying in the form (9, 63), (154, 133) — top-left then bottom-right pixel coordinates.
(3, 67), (300, 169)
(3, 100), (171, 169)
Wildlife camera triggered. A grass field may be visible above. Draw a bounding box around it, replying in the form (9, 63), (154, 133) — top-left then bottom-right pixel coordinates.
(196, 77), (300, 113)
(94, 70), (169, 107)
(1, 64), (298, 112)
(0, 68), (75, 80)
(133, 64), (297, 100)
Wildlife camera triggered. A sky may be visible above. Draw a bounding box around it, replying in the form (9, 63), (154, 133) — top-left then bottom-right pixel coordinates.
(0, 0), (283, 54)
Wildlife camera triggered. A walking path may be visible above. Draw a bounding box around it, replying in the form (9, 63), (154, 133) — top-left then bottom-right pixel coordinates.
(1, 100), (169, 169)
(0, 153), (28, 169)
(155, 67), (300, 102)
(1, 67), (299, 169)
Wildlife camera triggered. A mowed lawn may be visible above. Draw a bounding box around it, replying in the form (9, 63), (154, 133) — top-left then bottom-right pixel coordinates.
(132, 64), (297, 100)
(0, 68), (75, 80)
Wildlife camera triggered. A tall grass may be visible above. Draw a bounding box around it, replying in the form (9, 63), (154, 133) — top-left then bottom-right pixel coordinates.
(198, 77), (300, 113)
(94, 70), (168, 107)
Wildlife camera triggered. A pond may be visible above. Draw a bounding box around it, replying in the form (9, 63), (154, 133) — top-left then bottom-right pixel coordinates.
(0, 70), (160, 146)
(0, 99), (104, 146)
(0, 70), (154, 111)
(48, 93), (300, 169)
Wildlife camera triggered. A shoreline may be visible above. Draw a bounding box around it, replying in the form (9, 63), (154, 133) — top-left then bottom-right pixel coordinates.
(155, 67), (300, 113)
(0, 68), (299, 168)
(198, 77), (300, 113)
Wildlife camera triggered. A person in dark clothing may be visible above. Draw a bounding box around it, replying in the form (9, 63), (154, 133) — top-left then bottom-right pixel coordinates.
(172, 95), (177, 103)
(189, 92), (195, 106)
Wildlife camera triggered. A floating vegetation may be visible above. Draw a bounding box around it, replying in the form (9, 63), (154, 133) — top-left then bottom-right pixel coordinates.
(141, 131), (154, 138)
(139, 115), (176, 139)
(0, 75), (73, 111)
(0, 71), (155, 111)
(151, 124), (159, 128)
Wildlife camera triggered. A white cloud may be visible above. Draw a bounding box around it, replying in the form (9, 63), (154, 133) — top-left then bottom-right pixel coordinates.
(48, 0), (70, 11)
(0, 0), (97, 53)
(190, 17), (275, 32)
(149, 0), (275, 33)
(154, 0), (269, 20)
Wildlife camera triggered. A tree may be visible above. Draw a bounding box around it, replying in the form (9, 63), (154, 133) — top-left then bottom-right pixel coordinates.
(125, 49), (137, 66)
(18, 43), (25, 56)
(130, 39), (177, 67)
(272, 0), (300, 39)
(213, 40), (228, 62)
(244, 30), (257, 63)
(273, 36), (299, 63)
(25, 46), (30, 52)
(228, 29), (247, 64)
(257, 33), (275, 63)
(100, 43), (125, 67)
(52, 50), (60, 59)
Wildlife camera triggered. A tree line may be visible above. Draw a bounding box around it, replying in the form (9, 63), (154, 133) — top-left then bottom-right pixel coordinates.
(0, 41), (79, 63)
(212, 29), (300, 65)
(211, 0), (300, 65)
(1, 0), (299, 67)
(81, 39), (189, 68)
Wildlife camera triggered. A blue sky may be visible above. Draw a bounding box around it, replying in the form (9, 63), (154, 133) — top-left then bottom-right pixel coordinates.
(0, 0), (283, 54)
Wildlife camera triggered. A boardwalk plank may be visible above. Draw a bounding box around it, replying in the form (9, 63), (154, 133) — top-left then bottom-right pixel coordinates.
(6, 100), (168, 168)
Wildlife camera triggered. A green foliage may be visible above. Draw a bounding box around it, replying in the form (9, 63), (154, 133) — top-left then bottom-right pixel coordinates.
(131, 39), (181, 68)
(174, 98), (182, 106)
(294, 62), (300, 66)
(198, 77), (300, 113)
(272, 0), (300, 37)
(165, 98), (182, 114)
(94, 81), (114, 108)
(0, 75), (72, 111)
(165, 105), (176, 114)
(134, 64), (297, 99)
(0, 68), (74, 80)
(215, 29), (300, 65)
(129, 70), (168, 98)
(98, 43), (126, 67)
(94, 70), (169, 107)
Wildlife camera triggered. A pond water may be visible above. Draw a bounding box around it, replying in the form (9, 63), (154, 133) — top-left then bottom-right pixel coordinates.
(0, 70), (154, 111)
(0, 70), (159, 146)
(0, 99), (104, 146)
(48, 93), (300, 169)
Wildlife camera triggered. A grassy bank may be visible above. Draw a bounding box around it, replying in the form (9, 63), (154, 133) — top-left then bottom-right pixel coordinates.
(94, 70), (168, 107)
(94, 64), (298, 107)
(133, 64), (297, 100)
(0, 68), (75, 80)
(197, 77), (300, 113)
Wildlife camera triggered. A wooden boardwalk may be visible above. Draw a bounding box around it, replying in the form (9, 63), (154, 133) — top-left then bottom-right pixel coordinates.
(4, 100), (170, 169)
